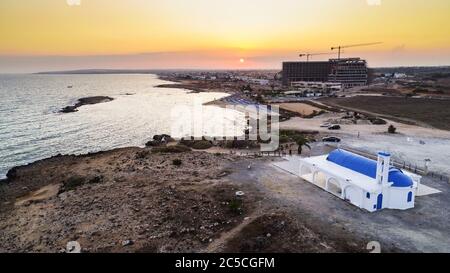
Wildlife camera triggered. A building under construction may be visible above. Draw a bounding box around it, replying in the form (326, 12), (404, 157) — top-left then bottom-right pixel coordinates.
(282, 58), (369, 88)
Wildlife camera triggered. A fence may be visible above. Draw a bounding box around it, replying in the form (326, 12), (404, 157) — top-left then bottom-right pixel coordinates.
(228, 145), (450, 183)
(325, 144), (450, 183)
(233, 150), (287, 157)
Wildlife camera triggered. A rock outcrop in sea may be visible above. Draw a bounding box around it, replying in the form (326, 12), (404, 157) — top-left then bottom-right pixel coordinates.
(60, 96), (114, 113)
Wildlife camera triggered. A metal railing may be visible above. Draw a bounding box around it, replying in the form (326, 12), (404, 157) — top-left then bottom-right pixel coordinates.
(227, 145), (449, 183)
(326, 144), (449, 183)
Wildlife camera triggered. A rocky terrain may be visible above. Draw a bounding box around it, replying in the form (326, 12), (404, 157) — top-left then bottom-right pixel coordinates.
(0, 145), (368, 253)
(60, 96), (114, 113)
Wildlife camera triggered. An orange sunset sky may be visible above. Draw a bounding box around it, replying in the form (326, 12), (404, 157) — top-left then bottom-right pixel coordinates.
(1, 0), (450, 72)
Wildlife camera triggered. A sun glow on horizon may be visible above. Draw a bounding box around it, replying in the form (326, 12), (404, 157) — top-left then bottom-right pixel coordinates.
(0, 0), (449, 72)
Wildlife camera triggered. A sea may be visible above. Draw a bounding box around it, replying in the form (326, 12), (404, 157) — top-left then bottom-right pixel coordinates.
(0, 73), (244, 178)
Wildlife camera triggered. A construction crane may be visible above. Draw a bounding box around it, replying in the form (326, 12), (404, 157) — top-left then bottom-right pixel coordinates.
(299, 52), (334, 62)
(331, 42), (382, 59)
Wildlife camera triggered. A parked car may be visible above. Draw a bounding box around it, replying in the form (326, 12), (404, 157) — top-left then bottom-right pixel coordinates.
(320, 122), (331, 128)
(322, 136), (341, 143)
(328, 124), (341, 130)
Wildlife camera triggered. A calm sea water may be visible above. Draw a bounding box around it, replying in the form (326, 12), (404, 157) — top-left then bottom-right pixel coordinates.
(0, 74), (243, 178)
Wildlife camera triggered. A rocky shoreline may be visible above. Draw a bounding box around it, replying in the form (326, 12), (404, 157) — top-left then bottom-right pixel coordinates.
(155, 83), (206, 93)
(0, 136), (374, 253)
(0, 147), (250, 252)
(60, 96), (114, 113)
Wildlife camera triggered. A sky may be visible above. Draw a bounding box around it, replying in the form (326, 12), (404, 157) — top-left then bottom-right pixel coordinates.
(0, 0), (449, 72)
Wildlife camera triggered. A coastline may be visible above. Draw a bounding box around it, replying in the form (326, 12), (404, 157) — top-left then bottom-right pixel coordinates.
(2, 71), (450, 252)
(3, 73), (449, 179)
(60, 96), (114, 113)
(155, 74), (242, 110)
(155, 83), (205, 93)
(0, 73), (234, 179)
(3, 137), (450, 253)
(0, 143), (382, 253)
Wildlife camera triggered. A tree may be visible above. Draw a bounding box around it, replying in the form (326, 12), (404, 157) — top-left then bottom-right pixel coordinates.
(294, 135), (311, 155)
(388, 124), (397, 134)
(255, 94), (265, 103)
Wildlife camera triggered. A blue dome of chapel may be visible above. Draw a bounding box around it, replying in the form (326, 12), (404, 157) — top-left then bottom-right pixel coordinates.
(326, 149), (413, 188)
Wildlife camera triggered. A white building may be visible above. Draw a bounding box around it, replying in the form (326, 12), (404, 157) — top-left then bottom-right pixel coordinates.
(235, 77), (270, 85)
(283, 90), (304, 97)
(249, 78), (269, 85)
(291, 81), (343, 92)
(298, 149), (420, 212)
(283, 90), (323, 98)
(393, 73), (407, 79)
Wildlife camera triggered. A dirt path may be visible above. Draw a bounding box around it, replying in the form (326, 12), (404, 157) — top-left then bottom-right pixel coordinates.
(203, 211), (261, 252)
(276, 103), (323, 116)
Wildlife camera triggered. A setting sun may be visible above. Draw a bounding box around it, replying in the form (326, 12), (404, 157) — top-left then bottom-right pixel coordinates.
(0, 0), (450, 257)
(0, 0), (450, 71)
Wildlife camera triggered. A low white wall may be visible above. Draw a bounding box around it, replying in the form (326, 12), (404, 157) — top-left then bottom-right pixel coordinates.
(386, 188), (414, 210)
(298, 160), (416, 212)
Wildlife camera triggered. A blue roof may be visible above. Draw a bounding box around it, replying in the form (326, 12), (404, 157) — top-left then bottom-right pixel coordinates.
(326, 149), (413, 188)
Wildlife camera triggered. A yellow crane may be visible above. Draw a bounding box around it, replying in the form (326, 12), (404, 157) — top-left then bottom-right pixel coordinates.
(299, 52), (334, 62)
(331, 42), (382, 59)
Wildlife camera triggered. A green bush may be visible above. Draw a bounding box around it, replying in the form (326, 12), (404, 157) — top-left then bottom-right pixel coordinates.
(192, 140), (213, 149)
(224, 140), (259, 149)
(172, 159), (182, 166)
(152, 145), (191, 153)
(135, 150), (150, 159)
(369, 117), (387, 125)
(88, 175), (103, 184)
(388, 124), (397, 134)
(279, 135), (291, 144)
(180, 140), (213, 150)
(228, 198), (243, 215)
(62, 176), (85, 192)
